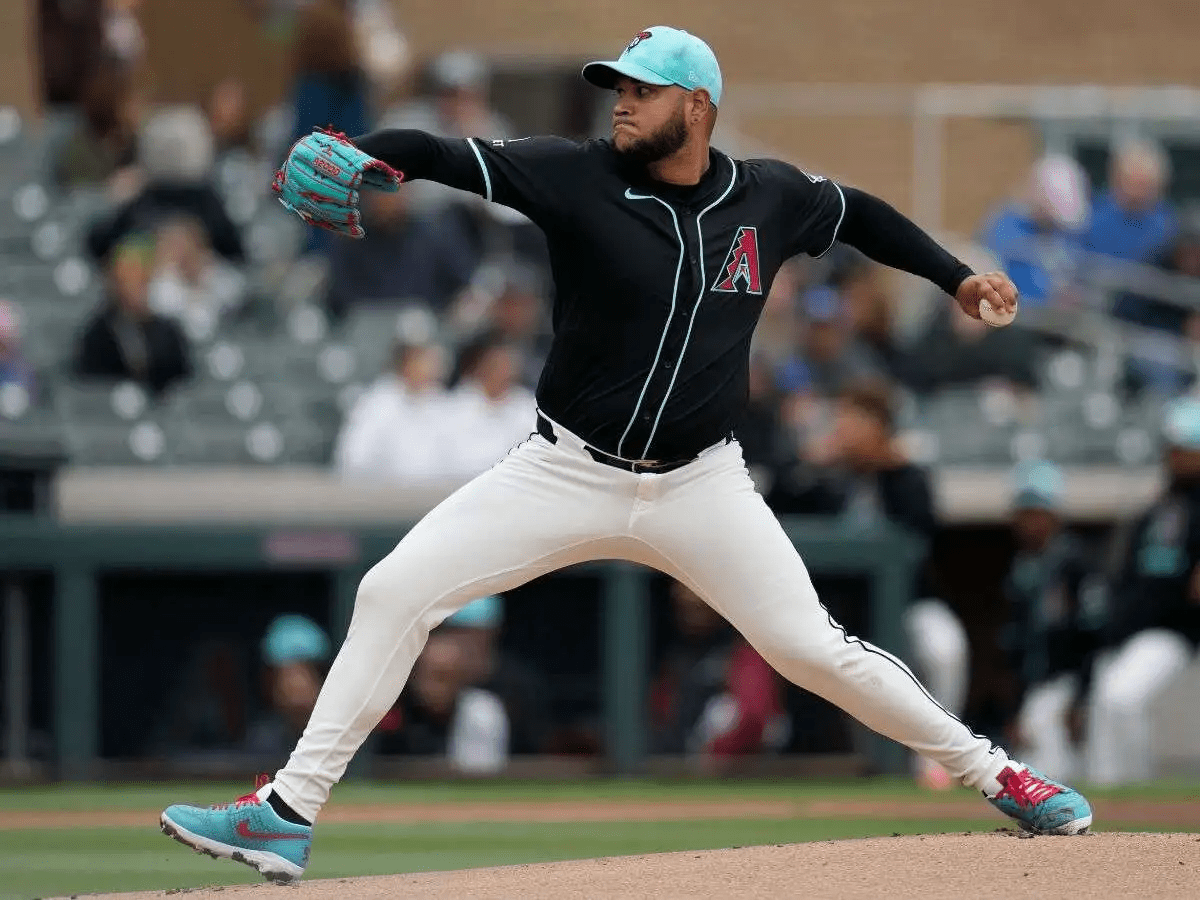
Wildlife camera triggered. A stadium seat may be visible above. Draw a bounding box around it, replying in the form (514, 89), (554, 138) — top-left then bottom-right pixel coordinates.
(172, 423), (262, 465)
(56, 381), (149, 424)
(65, 420), (169, 465)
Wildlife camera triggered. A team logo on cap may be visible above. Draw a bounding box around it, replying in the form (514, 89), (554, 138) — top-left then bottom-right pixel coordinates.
(625, 30), (653, 52)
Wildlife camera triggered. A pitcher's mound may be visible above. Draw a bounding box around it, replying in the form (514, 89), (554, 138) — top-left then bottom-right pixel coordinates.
(83, 832), (1199, 900)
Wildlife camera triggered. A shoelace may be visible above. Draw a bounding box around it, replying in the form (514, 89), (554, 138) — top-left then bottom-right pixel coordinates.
(214, 773), (271, 810)
(995, 767), (1061, 809)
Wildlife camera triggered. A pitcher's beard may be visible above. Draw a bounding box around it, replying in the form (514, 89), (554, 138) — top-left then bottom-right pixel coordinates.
(614, 111), (689, 167)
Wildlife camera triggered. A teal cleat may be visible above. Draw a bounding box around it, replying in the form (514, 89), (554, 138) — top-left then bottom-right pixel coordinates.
(987, 765), (1093, 835)
(160, 776), (311, 882)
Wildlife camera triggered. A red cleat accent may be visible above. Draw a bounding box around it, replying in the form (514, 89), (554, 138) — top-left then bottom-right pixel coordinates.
(994, 766), (1062, 809)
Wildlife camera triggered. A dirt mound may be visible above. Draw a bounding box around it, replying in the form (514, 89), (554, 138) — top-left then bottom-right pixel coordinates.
(73, 832), (1199, 900)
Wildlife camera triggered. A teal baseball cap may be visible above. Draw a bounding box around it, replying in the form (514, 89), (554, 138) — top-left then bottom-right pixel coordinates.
(1011, 460), (1065, 512)
(1163, 396), (1200, 451)
(261, 614), (331, 667)
(582, 26), (723, 107)
(446, 595), (504, 630)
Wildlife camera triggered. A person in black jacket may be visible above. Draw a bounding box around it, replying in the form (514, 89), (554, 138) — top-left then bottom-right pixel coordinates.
(86, 106), (244, 264)
(75, 234), (191, 394)
(1086, 397), (1200, 784)
(770, 379), (969, 786)
(1002, 461), (1105, 783)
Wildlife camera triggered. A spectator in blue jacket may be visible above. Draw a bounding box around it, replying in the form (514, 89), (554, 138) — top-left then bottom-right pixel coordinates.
(1084, 138), (1176, 265)
(979, 154), (1090, 308)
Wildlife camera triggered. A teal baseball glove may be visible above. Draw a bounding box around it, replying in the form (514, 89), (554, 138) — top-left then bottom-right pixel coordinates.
(271, 128), (403, 238)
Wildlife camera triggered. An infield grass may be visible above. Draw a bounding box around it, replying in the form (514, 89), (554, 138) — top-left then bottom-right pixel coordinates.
(0, 777), (1192, 900)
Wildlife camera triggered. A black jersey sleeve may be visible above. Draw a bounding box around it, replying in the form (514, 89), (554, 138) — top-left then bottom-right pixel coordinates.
(767, 160), (848, 258)
(837, 188), (974, 297)
(351, 130), (581, 224)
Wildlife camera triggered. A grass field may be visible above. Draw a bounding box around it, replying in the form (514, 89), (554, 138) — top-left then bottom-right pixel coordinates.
(0, 778), (1194, 900)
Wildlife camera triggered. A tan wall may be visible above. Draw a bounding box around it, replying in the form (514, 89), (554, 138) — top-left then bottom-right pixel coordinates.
(733, 111), (1040, 234)
(388, 0), (1197, 233)
(393, 0), (1200, 86)
(125, 1), (1200, 232)
(0, 0), (41, 117)
(139, 0), (291, 119)
(136, 1), (1200, 111)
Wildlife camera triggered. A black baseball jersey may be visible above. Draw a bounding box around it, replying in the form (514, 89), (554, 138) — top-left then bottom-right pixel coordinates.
(354, 131), (970, 461)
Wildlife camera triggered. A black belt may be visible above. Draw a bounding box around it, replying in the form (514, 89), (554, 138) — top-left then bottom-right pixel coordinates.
(536, 413), (723, 475)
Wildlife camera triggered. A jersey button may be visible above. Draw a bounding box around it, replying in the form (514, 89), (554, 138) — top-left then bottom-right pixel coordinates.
(663, 360), (674, 369)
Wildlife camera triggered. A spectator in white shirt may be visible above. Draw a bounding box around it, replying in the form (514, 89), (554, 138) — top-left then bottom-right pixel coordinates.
(443, 335), (537, 480)
(332, 337), (454, 482)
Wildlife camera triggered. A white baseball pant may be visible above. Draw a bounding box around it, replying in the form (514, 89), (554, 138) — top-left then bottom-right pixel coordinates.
(1085, 628), (1193, 785)
(271, 417), (1011, 821)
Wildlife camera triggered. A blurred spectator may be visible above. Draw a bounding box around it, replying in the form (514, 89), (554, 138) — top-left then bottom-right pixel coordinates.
(1086, 397), (1200, 785)
(442, 335), (536, 480)
(74, 234), (192, 394)
(1003, 461), (1105, 783)
(290, 0), (369, 142)
(0, 301), (35, 398)
(333, 335), (453, 482)
(40, 0), (105, 106)
(101, 0), (146, 72)
(1117, 210), (1200, 396)
(88, 105), (245, 263)
(1084, 138), (1176, 265)
(832, 254), (901, 374)
(769, 380), (968, 785)
(377, 631), (509, 774)
(448, 263), (551, 385)
(153, 638), (248, 753)
(650, 581), (787, 760)
(324, 190), (479, 319)
(53, 62), (141, 190)
(148, 216), (247, 332)
(789, 285), (883, 398)
(978, 154), (1089, 308)
(896, 290), (1039, 394)
(207, 78), (255, 161)
(245, 615), (332, 756)
(439, 595), (552, 754)
(352, 0), (410, 109)
(383, 50), (512, 141)
(381, 50), (515, 221)
(736, 354), (797, 496)
(750, 258), (805, 370)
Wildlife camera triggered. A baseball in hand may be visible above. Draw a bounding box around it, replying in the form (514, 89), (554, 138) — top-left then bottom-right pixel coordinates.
(979, 296), (1018, 328)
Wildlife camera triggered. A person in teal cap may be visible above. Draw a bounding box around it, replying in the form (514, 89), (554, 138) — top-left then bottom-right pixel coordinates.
(440, 595), (552, 756)
(1002, 460), (1105, 784)
(245, 615), (332, 757)
(1086, 397), (1200, 784)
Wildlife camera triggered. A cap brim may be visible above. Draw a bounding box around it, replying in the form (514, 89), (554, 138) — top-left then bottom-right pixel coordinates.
(582, 60), (674, 91)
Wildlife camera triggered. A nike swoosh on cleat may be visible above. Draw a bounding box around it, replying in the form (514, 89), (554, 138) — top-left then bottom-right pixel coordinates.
(235, 821), (310, 841)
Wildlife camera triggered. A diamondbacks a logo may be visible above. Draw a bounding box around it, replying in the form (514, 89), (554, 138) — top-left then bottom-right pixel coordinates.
(625, 30), (653, 53)
(712, 226), (762, 295)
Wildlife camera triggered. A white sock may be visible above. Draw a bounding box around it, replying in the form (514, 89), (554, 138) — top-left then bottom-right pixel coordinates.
(981, 760), (1026, 797)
